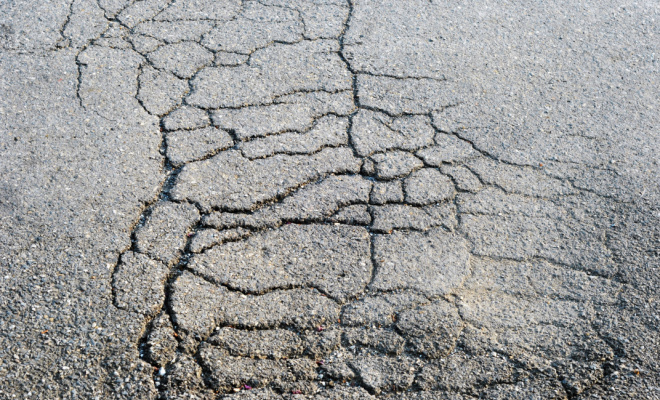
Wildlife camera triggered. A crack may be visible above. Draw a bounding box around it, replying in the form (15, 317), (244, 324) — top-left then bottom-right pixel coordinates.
(56, 0), (77, 49)
(239, 141), (350, 161)
(187, 230), (254, 255)
(438, 123), (635, 206)
(185, 87), (353, 112)
(461, 162), (571, 202)
(220, 110), (350, 144)
(197, 201), (373, 241)
(181, 266), (348, 305)
(466, 249), (621, 285)
(365, 230), (378, 292)
(254, 0), (304, 24)
(74, 58), (87, 110)
(337, 0), (363, 163)
(100, 16), (191, 394)
(190, 169), (363, 214)
(124, 0), (176, 28)
(133, 63), (160, 116)
(358, 103), (440, 119)
(556, 173), (632, 204)
(73, 49), (121, 123)
(356, 71), (448, 82)
(240, 36), (307, 65)
(105, 0), (140, 20)
(70, 4), (155, 122)
(94, 0), (113, 20)
(431, 117), (588, 182)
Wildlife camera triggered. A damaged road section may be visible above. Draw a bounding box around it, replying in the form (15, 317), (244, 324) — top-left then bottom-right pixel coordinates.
(1, 0), (658, 399)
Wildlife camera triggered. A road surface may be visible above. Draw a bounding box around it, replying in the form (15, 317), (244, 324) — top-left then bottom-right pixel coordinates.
(1, 0), (658, 398)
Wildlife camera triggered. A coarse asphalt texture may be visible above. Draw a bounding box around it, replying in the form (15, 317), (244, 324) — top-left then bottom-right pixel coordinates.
(1, 0), (658, 399)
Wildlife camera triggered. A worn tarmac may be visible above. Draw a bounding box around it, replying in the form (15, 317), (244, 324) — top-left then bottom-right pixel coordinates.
(0, 0), (659, 399)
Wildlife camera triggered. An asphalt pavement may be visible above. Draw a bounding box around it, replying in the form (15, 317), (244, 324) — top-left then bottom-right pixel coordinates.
(0, 0), (658, 398)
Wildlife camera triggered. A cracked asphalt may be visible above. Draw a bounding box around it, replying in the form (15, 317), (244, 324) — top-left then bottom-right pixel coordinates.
(1, 0), (658, 399)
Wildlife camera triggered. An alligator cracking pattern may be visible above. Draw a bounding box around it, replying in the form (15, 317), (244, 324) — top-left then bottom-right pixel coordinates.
(64, 0), (630, 398)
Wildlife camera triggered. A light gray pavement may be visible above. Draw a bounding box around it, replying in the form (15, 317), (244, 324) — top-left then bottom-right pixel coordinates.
(0, 0), (658, 399)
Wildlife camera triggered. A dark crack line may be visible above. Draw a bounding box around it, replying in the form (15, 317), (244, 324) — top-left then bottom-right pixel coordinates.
(184, 87), (354, 111)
